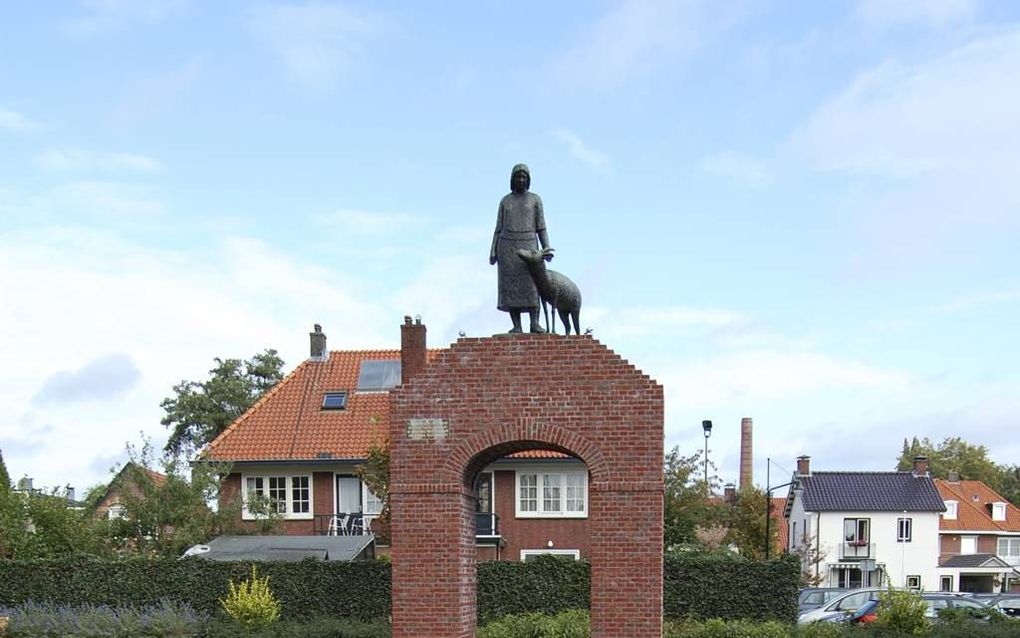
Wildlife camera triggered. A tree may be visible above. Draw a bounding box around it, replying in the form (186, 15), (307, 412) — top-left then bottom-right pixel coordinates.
(0, 486), (108, 559)
(354, 433), (390, 542)
(104, 437), (250, 557)
(896, 436), (1016, 503)
(161, 350), (284, 459)
(663, 445), (721, 549)
(723, 486), (776, 560)
(0, 448), (10, 495)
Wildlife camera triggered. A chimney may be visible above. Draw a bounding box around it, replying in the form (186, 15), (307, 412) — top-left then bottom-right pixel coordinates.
(739, 417), (753, 490)
(723, 483), (736, 503)
(947, 470), (960, 483)
(913, 455), (929, 477)
(400, 315), (427, 385)
(796, 455), (811, 477)
(309, 323), (328, 361)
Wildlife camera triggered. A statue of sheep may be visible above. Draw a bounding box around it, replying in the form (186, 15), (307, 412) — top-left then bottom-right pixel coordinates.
(515, 248), (582, 335)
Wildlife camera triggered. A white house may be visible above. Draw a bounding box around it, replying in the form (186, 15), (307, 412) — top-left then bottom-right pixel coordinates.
(786, 455), (945, 590)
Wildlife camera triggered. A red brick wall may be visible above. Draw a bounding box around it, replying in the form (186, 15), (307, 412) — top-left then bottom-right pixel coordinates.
(221, 471), (333, 535)
(389, 334), (663, 638)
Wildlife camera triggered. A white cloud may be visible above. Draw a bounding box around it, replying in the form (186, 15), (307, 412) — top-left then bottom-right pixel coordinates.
(50, 181), (165, 217)
(699, 151), (771, 186)
(0, 108), (38, 132)
(548, 0), (746, 89)
(36, 149), (163, 174)
(247, 2), (381, 91)
(315, 209), (425, 235)
(553, 128), (611, 173)
(856, 0), (977, 28)
(63, 0), (188, 37)
(788, 29), (1020, 178)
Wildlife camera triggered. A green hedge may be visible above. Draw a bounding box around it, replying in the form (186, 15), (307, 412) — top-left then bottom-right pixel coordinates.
(0, 557), (391, 621)
(477, 556), (590, 623)
(0, 552), (799, 623)
(664, 553), (800, 623)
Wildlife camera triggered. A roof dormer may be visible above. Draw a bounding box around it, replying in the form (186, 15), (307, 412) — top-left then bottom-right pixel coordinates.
(944, 500), (958, 520)
(991, 501), (1007, 522)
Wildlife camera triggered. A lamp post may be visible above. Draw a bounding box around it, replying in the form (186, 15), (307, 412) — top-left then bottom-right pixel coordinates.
(702, 420), (713, 495)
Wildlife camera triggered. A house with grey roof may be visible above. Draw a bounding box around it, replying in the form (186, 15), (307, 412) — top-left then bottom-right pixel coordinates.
(785, 455), (945, 590)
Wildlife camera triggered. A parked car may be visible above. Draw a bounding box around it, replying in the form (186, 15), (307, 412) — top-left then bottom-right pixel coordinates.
(799, 588), (848, 613)
(981, 595), (1020, 618)
(920, 593), (991, 620)
(816, 599), (880, 625)
(799, 588), (883, 624)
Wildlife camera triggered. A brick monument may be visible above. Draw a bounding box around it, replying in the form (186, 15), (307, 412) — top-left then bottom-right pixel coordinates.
(390, 323), (664, 637)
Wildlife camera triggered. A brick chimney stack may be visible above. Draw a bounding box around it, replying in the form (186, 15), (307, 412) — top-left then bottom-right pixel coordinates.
(400, 315), (427, 385)
(796, 455), (811, 477)
(309, 323), (328, 361)
(912, 455), (929, 476)
(739, 417), (753, 490)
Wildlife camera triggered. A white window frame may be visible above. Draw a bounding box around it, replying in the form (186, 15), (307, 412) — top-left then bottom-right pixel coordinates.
(515, 470), (588, 518)
(897, 517), (912, 543)
(906, 575), (921, 590)
(998, 537), (1020, 565)
(106, 503), (126, 520)
(520, 549), (581, 561)
(241, 473), (313, 520)
(961, 535), (978, 555)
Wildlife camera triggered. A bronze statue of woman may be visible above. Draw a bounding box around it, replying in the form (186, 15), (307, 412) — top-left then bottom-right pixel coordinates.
(489, 163), (551, 333)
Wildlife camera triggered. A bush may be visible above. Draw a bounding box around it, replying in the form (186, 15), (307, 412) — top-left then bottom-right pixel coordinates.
(477, 556), (589, 623)
(664, 618), (790, 638)
(204, 616), (391, 638)
(1, 600), (208, 637)
(220, 565), (281, 630)
(664, 552), (800, 622)
(478, 610), (590, 638)
(874, 588), (931, 636)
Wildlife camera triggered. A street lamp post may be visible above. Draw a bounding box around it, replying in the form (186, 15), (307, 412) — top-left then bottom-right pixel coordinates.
(702, 420), (713, 495)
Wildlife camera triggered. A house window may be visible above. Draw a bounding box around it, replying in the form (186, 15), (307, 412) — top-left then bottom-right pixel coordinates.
(517, 471), (587, 517)
(321, 392), (347, 410)
(520, 549), (580, 561)
(107, 504), (126, 520)
(906, 575), (921, 590)
(897, 517), (912, 542)
(243, 474), (313, 520)
(476, 472), (493, 514)
(944, 500), (958, 520)
(364, 486), (384, 517)
(961, 535), (977, 555)
(844, 518), (870, 544)
(998, 538), (1020, 565)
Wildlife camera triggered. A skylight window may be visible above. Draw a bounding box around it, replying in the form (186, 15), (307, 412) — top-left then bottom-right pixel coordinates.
(356, 360), (401, 391)
(321, 392), (347, 410)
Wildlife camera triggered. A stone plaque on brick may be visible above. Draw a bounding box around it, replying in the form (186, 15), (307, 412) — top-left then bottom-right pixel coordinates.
(406, 418), (448, 440)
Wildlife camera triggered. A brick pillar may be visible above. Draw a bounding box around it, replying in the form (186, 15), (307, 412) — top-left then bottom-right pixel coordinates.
(400, 316), (427, 385)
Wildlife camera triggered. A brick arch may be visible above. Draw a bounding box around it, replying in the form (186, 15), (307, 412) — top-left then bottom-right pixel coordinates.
(389, 334), (663, 638)
(440, 419), (610, 488)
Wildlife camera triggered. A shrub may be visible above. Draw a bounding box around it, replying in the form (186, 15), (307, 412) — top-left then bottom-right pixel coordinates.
(874, 588), (931, 636)
(2, 600), (208, 638)
(478, 610), (590, 638)
(220, 565), (281, 630)
(791, 621), (844, 638)
(204, 616), (391, 638)
(476, 556), (589, 623)
(664, 618), (790, 638)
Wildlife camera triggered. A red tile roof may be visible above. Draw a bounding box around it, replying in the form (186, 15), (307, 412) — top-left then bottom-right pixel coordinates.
(935, 479), (1020, 533)
(771, 496), (789, 550)
(202, 348), (571, 464)
(204, 351), (404, 462)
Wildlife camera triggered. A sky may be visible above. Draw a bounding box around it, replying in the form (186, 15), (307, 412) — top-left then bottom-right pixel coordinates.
(2, 0), (1019, 494)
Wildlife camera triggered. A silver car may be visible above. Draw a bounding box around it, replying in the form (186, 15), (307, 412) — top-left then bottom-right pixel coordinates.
(799, 588), (883, 624)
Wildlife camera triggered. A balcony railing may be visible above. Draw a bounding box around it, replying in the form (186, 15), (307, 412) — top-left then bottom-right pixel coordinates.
(840, 541), (875, 559)
(312, 513), (376, 536)
(476, 512), (500, 537)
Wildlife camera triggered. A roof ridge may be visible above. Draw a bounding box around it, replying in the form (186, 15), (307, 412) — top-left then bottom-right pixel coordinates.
(203, 359), (311, 454)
